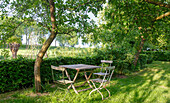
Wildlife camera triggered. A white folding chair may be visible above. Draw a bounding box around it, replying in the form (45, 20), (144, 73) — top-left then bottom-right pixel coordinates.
(89, 66), (115, 100)
(93, 60), (113, 76)
(51, 65), (74, 100)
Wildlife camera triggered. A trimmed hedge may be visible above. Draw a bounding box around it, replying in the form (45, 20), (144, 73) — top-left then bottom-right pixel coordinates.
(0, 54), (148, 93)
(142, 51), (170, 61)
(0, 57), (101, 93)
(0, 58), (35, 93)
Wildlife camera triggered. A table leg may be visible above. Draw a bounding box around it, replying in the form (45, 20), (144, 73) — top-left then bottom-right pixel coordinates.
(84, 72), (93, 88)
(65, 69), (79, 94)
(75, 71), (93, 88)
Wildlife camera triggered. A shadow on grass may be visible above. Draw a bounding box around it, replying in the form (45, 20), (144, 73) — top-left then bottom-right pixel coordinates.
(86, 61), (170, 103)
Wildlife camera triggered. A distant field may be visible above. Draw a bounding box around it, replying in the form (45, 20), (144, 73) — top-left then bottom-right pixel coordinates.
(0, 45), (95, 59)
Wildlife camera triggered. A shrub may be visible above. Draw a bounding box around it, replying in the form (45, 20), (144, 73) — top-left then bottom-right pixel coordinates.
(113, 60), (129, 75)
(0, 58), (34, 93)
(0, 56), (100, 93)
(0, 49), (150, 93)
(138, 54), (148, 69)
(0, 49), (10, 59)
(142, 51), (170, 61)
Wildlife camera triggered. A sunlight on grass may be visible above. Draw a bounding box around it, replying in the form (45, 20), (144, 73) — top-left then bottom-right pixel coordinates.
(0, 61), (169, 103)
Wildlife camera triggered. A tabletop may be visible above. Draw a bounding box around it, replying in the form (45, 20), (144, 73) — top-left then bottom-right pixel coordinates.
(59, 64), (101, 70)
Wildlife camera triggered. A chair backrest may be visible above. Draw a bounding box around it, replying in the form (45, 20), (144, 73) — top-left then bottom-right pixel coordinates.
(100, 66), (115, 86)
(100, 60), (113, 72)
(51, 65), (65, 82)
(105, 66), (115, 82)
(51, 65), (65, 71)
(101, 60), (113, 64)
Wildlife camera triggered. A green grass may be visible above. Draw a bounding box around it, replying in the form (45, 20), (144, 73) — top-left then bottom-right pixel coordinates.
(0, 61), (169, 103)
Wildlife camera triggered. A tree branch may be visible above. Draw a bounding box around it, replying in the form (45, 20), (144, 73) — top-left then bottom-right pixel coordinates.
(58, 28), (79, 37)
(144, 0), (170, 8)
(58, 29), (78, 34)
(25, 18), (52, 32)
(66, 0), (104, 11)
(10, 20), (28, 35)
(38, 22), (51, 32)
(57, 33), (75, 38)
(153, 12), (170, 22)
(8, 19), (51, 37)
(137, 12), (170, 31)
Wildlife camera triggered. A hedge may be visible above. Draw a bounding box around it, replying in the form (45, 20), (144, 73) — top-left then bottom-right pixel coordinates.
(0, 56), (101, 93)
(0, 54), (148, 93)
(142, 51), (170, 61)
(0, 58), (35, 93)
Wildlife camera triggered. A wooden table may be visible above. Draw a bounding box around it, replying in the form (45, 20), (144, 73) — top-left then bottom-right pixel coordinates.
(59, 64), (101, 94)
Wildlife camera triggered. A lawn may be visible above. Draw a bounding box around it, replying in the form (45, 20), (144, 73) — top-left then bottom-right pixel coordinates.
(0, 61), (169, 103)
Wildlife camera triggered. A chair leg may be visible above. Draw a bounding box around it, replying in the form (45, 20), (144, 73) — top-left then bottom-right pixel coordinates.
(63, 89), (69, 99)
(89, 81), (104, 100)
(53, 89), (58, 96)
(53, 86), (65, 96)
(53, 86), (72, 101)
(63, 92), (68, 99)
(89, 88), (98, 95)
(71, 84), (78, 94)
(67, 88), (72, 95)
(96, 88), (104, 100)
(89, 88), (104, 100)
(89, 81), (97, 95)
(104, 87), (110, 97)
(62, 86), (73, 99)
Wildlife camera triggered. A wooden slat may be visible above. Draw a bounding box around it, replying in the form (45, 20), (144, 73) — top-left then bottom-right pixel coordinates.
(90, 78), (107, 83)
(93, 72), (109, 76)
(59, 64), (101, 70)
(106, 66), (115, 70)
(57, 80), (74, 84)
(77, 88), (92, 92)
(51, 65), (65, 71)
(101, 60), (113, 63)
(79, 70), (94, 73)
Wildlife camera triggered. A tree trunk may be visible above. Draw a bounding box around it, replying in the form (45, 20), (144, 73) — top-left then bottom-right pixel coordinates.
(55, 40), (57, 47)
(26, 28), (30, 49)
(27, 37), (29, 49)
(9, 43), (20, 59)
(133, 36), (145, 67)
(26, 30), (28, 49)
(34, 0), (57, 93)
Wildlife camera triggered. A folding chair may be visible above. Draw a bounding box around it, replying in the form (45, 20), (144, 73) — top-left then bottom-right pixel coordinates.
(93, 60), (113, 76)
(89, 66), (115, 100)
(51, 65), (74, 100)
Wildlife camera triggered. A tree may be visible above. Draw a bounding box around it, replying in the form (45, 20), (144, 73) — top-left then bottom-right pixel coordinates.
(103, 0), (169, 67)
(1, 0), (106, 92)
(7, 36), (22, 59)
(56, 32), (79, 47)
(1, 19), (27, 49)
